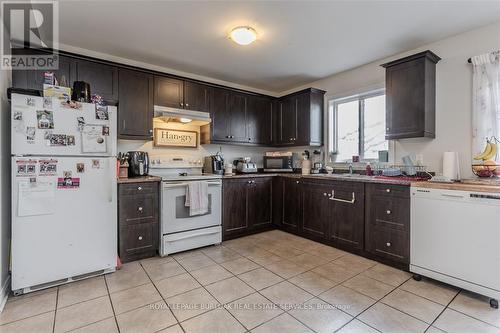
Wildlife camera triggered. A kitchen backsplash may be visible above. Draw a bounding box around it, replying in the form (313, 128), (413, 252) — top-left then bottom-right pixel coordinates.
(117, 121), (313, 168)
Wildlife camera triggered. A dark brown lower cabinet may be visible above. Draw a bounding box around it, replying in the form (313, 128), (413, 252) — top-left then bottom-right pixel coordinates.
(282, 178), (301, 232)
(223, 177), (273, 240)
(300, 182), (330, 240)
(118, 181), (160, 263)
(365, 183), (410, 265)
(327, 181), (365, 251)
(278, 177), (408, 269)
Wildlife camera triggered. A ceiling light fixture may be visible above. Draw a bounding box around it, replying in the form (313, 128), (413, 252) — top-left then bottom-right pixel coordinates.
(229, 26), (257, 46)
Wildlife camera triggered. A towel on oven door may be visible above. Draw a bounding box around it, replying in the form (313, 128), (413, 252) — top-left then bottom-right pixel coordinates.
(185, 181), (209, 216)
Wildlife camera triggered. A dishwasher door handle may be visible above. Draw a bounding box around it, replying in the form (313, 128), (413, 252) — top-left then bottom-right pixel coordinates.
(441, 193), (465, 199)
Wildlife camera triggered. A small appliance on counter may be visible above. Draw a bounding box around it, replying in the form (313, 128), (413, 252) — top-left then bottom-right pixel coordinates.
(301, 150), (311, 175)
(204, 152), (224, 175)
(311, 150), (327, 174)
(128, 151), (149, 177)
(71, 81), (91, 103)
(263, 151), (294, 172)
(234, 157), (258, 173)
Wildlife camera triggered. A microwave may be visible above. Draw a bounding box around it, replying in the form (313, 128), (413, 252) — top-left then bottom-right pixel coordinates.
(263, 156), (294, 172)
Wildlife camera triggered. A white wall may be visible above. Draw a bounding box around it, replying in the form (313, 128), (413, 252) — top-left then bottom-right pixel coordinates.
(0, 64), (12, 309)
(285, 21), (500, 178)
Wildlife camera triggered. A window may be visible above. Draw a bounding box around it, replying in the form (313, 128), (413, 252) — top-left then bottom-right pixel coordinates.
(329, 90), (388, 162)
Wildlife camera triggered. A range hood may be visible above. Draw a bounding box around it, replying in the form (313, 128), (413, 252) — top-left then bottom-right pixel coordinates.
(153, 105), (211, 126)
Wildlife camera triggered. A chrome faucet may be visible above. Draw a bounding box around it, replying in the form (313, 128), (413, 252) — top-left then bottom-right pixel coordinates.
(348, 163), (353, 175)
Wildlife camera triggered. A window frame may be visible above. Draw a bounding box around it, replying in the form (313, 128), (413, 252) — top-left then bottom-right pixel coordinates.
(329, 89), (387, 162)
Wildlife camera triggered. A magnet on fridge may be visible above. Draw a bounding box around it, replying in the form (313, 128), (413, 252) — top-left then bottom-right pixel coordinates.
(26, 97), (35, 106)
(102, 126), (109, 136)
(57, 177), (80, 189)
(13, 111), (22, 121)
(63, 171), (72, 178)
(43, 97), (53, 109)
(77, 117), (85, 131)
(39, 159), (57, 176)
(26, 127), (36, 143)
(36, 110), (54, 129)
(95, 104), (109, 120)
(66, 135), (75, 146)
(76, 163), (85, 173)
(92, 159), (100, 169)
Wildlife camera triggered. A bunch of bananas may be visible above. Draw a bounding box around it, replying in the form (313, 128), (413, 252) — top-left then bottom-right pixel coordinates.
(474, 138), (498, 161)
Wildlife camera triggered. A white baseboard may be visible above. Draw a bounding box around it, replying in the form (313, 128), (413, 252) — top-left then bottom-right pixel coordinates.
(0, 275), (10, 313)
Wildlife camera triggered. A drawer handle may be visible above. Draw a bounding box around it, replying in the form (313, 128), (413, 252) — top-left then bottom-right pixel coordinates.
(386, 189), (391, 193)
(137, 186), (142, 191)
(138, 236), (143, 240)
(328, 190), (356, 204)
(386, 210), (391, 215)
(138, 206), (143, 212)
(386, 242), (391, 247)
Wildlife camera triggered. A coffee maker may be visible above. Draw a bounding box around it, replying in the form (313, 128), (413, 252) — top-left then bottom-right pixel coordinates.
(127, 151), (149, 177)
(204, 152), (224, 175)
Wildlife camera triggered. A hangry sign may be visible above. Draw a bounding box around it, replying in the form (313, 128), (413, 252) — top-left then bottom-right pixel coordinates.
(154, 129), (197, 148)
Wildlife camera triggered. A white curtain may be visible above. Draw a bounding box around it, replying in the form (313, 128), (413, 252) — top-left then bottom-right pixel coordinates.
(471, 51), (500, 160)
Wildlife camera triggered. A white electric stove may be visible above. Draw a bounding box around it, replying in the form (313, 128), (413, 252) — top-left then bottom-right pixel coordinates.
(149, 156), (222, 256)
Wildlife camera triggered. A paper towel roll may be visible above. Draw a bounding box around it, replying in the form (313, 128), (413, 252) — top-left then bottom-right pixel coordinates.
(443, 152), (460, 180)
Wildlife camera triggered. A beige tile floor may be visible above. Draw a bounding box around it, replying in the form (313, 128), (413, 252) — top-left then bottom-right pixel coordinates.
(1, 230), (499, 333)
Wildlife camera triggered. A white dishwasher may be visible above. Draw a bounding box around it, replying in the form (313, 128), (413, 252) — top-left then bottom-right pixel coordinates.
(410, 186), (500, 308)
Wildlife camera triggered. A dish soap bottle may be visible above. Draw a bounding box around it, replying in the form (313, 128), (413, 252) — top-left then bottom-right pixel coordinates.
(365, 162), (374, 176)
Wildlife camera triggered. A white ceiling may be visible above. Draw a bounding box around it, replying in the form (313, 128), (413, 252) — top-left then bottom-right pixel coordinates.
(57, 0), (500, 93)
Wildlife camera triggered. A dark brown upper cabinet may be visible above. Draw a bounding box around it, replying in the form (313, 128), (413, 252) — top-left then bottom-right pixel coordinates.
(154, 76), (184, 108)
(228, 92), (248, 143)
(275, 88), (325, 146)
(118, 68), (154, 140)
(202, 89), (272, 146)
(11, 49), (76, 91)
(246, 95), (273, 144)
(382, 50), (440, 140)
(75, 59), (119, 103)
(154, 77), (211, 112)
(184, 81), (211, 112)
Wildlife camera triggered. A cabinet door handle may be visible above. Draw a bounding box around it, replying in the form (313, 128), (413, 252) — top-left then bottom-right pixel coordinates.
(296, 181), (299, 184)
(138, 236), (143, 241)
(385, 188), (391, 193)
(185, 103), (189, 107)
(137, 186), (142, 191)
(247, 180), (252, 184)
(138, 206), (143, 212)
(248, 138), (251, 141)
(180, 102), (184, 107)
(386, 210), (391, 215)
(386, 242), (391, 247)
(386, 127), (390, 131)
(328, 190), (356, 204)
(149, 129), (153, 133)
(323, 193), (327, 196)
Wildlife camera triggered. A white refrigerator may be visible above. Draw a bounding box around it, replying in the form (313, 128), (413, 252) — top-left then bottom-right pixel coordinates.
(10, 93), (117, 294)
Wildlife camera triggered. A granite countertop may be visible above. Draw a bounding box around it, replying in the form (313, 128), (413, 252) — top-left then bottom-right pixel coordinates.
(222, 172), (414, 185)
(412, 179), (500, 193)
(117, 175), (163, 184)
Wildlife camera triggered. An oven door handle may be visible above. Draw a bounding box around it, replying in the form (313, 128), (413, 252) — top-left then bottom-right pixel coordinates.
(163, 181), (222, 188)
(165, 229), (220, 242)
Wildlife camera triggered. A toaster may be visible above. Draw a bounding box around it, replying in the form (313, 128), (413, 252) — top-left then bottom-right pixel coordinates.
(234, 158), (258, 173)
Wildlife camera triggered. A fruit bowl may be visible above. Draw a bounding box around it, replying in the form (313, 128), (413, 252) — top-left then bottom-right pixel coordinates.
(472, 164), (500, 178)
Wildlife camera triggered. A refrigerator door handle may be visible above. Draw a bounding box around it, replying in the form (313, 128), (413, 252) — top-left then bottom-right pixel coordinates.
(108, 159), (114, 203)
